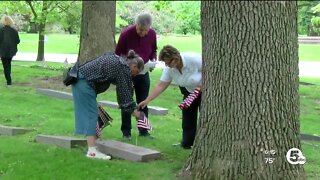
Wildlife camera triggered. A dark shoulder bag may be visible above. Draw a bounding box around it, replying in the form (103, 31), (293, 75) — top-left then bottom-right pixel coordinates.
(63, 62), (79, 86)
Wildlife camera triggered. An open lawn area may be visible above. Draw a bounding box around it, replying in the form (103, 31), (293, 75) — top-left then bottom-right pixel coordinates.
(0, 61), (319, 179)
(17, 33), (320, 62)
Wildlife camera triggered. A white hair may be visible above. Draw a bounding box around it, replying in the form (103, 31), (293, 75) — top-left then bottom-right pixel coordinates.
(135, 13), (152, 27)
(1, 15), (14, 26)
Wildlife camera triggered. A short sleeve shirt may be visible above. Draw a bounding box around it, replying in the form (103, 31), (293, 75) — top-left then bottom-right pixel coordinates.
(160, 52), (202, 92)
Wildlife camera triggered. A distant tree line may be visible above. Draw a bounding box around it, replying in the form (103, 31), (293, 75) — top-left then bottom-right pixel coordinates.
(0, 1), (200, 35)
(0, 1), (319, 36)
(298, 1), (320, 36)
(116, 1), (200, 35)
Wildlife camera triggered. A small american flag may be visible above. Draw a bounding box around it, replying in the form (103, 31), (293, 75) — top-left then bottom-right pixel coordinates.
(41, 57), (47, 67)
(179, 88), (201, 109)
(95, 105), (113, 138)
(64, 58), (69, 67)
(96, 124), (101, 138)
(136, 111), (152, 131)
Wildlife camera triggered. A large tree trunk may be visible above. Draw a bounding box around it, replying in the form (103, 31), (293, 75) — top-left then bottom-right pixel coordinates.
(179, 2), (305, 179)
(78, 1), (116, 64)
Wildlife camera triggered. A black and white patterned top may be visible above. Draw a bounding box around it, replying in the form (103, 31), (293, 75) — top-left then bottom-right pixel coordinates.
(79, 52), (136, 113)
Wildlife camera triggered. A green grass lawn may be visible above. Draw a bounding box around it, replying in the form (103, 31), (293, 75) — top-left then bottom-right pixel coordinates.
(299, 44), (320, 62)
(0, 61), (319, 179)
(17, 33), (320, 62)
(18, 33), (80, 54)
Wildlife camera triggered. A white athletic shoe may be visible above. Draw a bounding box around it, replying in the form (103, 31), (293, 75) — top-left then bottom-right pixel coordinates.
(86, 149), (111, 160)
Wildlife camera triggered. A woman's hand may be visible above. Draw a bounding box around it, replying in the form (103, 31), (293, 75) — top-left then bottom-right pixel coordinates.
(137, 81), (170, 110)
(138, 100), (149, 110)
(196, 85), (202, 92)
(132, 110), (140, 118)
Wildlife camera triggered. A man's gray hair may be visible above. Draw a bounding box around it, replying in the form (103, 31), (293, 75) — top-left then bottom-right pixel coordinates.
(135, 13), (152, 27)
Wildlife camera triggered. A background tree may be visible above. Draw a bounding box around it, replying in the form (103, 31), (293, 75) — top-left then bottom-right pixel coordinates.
(115, 1), (128, 33)
(311, 2), (320, 35)
(3, 1), (318, 37)
(151, 1), (185, 34)
(116, 1), (151, 31)
(50, 1), (82, 34)
(0, 1), (32, 32)
(0, 1), (80, 61)
(298, 1), (320, 36)
(26, 1), (62, 61)
(78, 1), (116, 64)
(172, 1), (200, 35)
(179, 2), (305, 179)
(115, 1), (200, 35)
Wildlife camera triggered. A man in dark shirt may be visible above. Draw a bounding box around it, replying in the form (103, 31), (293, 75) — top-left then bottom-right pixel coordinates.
(115, 13), (157, 139)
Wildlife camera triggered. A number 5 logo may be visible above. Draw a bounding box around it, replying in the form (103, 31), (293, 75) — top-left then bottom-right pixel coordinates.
(286, 148), (306, 165)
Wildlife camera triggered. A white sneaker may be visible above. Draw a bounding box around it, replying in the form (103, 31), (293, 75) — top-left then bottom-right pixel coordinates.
(86, 149), (111, 160)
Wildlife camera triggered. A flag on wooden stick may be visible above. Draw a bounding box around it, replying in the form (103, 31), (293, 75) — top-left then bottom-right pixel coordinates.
(178, 87), (201, 110)
(136, 111), (152, 131)
(95, 105), (113, 138)
(64, 57), (68, 67)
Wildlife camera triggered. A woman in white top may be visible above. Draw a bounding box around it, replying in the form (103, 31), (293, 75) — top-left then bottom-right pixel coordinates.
(138, 45), (202, 149)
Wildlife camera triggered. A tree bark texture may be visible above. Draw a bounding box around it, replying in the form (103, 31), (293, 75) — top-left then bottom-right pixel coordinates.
(36, 22), (45, 61)
(78, 1), (116, 64)
(36, 1), (48, 61)
(180, 2), (305, 180)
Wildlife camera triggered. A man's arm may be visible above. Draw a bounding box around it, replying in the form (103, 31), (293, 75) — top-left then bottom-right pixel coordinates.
(15, 30), (20, 44)
(137, 81), (171, 109)
(115, 32), (127, 57)
(0, 29), (3, 45)
(150, 30), (157, 60)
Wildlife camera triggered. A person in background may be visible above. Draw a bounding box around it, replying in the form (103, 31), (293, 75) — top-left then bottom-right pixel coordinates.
(72, 50), (144, 160)
(138, 45), (202, 149)
(115, 12), (157, 140)
(0, 15), (20, 86)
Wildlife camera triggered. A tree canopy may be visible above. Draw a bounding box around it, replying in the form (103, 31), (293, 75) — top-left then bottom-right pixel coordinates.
(1, 1), (319, 36)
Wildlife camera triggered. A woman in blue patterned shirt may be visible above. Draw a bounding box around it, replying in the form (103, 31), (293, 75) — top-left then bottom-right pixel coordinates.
(72, 50), (144, 160)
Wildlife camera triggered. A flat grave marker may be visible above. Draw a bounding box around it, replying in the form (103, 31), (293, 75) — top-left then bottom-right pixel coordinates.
(36, 134), (87, 149)
(0, 125), (33, 136)
(301, 133), (320, 142)
(96, 140), (161, 162)
(37, 88), (168, 115)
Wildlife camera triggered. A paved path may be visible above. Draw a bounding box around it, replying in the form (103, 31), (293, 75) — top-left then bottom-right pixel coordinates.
(13, 52), (78, 63)
(299, 62), (320, 77)
(12, 52), (320, 77)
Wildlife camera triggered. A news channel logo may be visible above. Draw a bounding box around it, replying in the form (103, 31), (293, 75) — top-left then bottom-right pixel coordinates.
(264, 148), (306, 164)
(286, 148), (306, 165)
